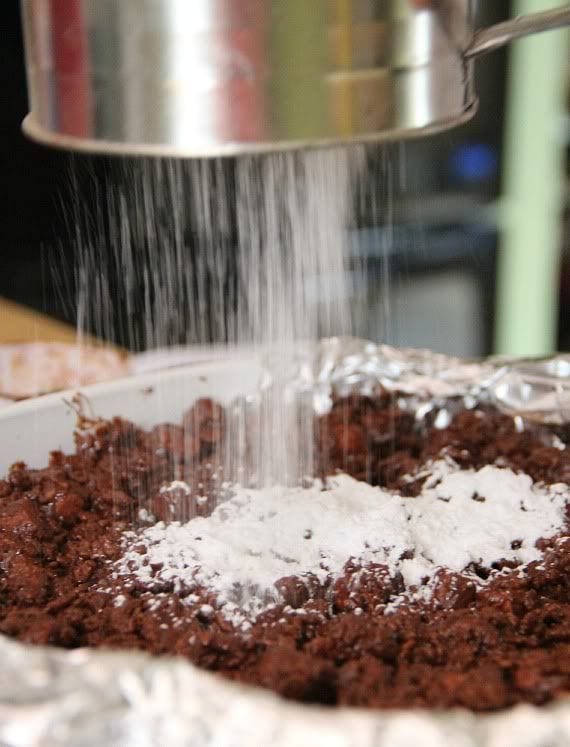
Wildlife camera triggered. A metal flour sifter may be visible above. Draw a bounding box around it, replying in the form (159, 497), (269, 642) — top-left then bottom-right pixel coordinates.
(19, 0), (570, 159)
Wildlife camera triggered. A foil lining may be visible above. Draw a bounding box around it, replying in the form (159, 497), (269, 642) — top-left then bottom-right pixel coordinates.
(1, 339), (569, 747)
(0, 636), (569, 747)
(486, 356), (570, 426)
(291, 338), (569, 420)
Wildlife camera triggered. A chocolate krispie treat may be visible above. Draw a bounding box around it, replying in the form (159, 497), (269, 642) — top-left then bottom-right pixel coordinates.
(0, 393), (569, 711)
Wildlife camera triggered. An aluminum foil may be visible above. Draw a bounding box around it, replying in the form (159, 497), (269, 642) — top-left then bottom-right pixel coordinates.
(1, 339), (569, 747)
(273, 338), (570, 433)
(1, 635), (570, 747)
(486, 355), (570, 426)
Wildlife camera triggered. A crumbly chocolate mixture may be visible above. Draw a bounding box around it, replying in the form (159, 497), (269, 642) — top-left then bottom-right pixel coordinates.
(0, 394), (569, 711)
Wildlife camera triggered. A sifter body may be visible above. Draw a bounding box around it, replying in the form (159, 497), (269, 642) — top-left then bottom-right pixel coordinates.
(20, 0), (570, 158)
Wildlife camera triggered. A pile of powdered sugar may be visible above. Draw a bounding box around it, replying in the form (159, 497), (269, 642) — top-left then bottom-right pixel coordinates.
(112, 461), (569, 624)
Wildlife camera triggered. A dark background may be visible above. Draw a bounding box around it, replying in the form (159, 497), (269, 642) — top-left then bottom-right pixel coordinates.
(2, 1), (71, 317)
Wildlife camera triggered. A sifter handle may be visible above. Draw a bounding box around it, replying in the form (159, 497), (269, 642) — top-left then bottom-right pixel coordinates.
(466, 5), (570, 59)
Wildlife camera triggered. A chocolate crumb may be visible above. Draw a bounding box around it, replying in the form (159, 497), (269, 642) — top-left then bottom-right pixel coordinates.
(0, 395), (568, 712)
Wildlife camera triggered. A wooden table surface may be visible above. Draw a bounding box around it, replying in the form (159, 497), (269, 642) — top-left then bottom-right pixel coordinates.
(0, 296), (101, 346)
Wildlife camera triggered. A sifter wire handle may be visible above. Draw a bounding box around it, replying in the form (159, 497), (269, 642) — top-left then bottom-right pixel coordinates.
(466, 5), (570, 59)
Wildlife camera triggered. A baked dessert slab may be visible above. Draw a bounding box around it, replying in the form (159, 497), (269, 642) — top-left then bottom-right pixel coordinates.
(0, 352), (564, 747)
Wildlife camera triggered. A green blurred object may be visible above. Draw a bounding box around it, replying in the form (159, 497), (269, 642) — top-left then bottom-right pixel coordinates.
(495, 0), (569, 356)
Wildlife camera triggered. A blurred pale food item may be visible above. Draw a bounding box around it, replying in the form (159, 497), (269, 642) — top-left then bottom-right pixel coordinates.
(0, 343), (128, 399)
(0, 297), (127, 398)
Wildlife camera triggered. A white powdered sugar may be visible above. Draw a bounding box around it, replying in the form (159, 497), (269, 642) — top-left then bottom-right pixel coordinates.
(113, 462), (569, 623)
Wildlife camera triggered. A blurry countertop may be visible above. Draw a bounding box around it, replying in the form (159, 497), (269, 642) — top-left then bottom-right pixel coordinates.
(0, 296), (111, 348)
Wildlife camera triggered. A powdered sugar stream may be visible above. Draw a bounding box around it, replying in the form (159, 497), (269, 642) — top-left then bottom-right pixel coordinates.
(65, 148), (368, 496)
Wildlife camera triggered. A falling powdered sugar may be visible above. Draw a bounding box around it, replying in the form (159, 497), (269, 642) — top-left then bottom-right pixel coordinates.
(112, 462), (569, 624)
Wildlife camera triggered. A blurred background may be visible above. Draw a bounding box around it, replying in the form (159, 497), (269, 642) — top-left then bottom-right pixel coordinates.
(1, 0), (569, 358)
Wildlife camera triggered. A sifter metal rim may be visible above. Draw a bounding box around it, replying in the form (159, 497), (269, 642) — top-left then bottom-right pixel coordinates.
(22, 103), (479, 160)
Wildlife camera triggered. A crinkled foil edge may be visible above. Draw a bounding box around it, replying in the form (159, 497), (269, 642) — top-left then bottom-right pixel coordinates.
(1, 636), (569, 747)
(1, 339), (569, 747)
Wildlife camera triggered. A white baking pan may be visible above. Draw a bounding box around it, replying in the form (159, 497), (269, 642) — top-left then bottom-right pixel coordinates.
(0, 357), (260, 475)
(0, 356), (569, 747)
